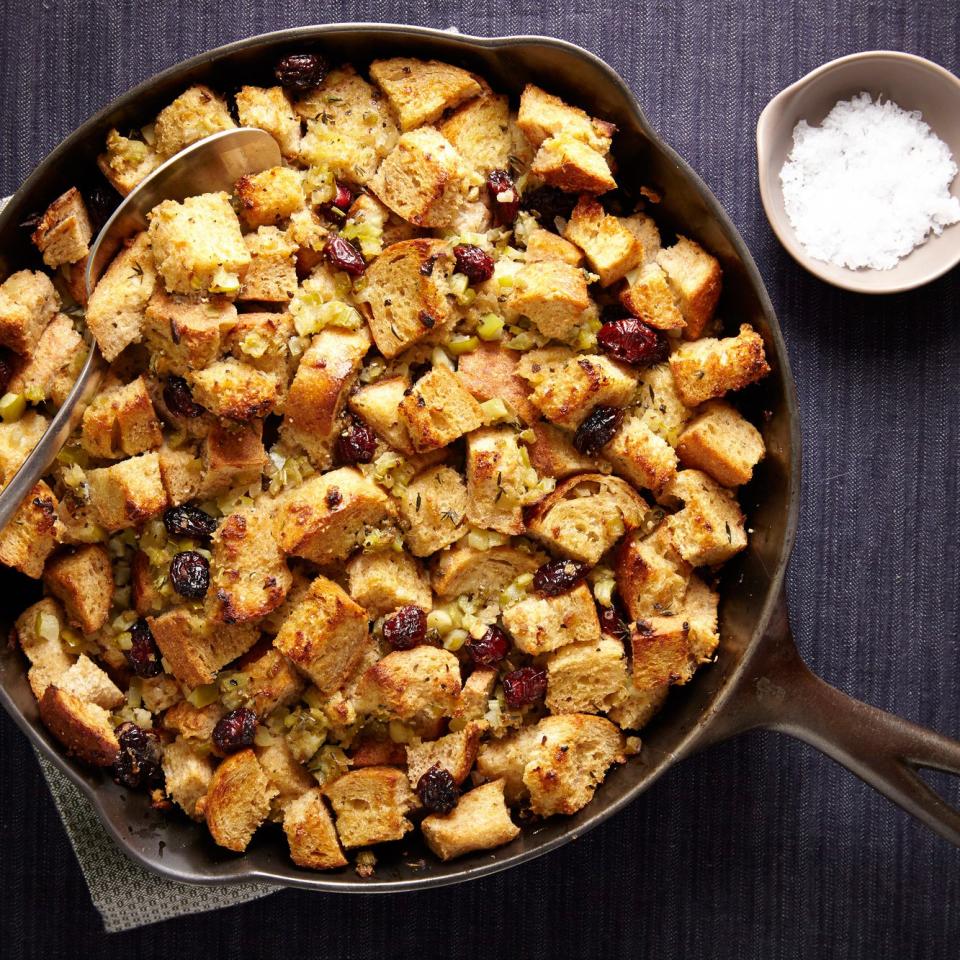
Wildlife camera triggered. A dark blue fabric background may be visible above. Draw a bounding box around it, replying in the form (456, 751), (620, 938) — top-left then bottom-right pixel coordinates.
(1, 1), (957, 956)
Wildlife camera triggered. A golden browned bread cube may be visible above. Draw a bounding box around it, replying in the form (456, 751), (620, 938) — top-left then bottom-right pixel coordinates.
(187, 359), (279, 422)
(255, 736), (315, 810)
(634, 362), (695, 445)
(562, 196), (644, 286)
(162, 737), (216, 820)
(531, 134), (616, 194)
(475, 726), (541, 802)
(396, 464), (468, 557)
(38, 685), (119, 767)
(235, 165), (305, 229)
(7, 313), (83, 403)
(86, 451), (168, 531)
(545, 636), (628, 715)
(620, 261), (685, 331)
(406, 721), (485, 789)
(0, 481), (60, 578)
(221, 310), (294, 402)
(155, 442), (202, 507)
(130, 549), (162, 616)
(523, 421), (609, 480)
(370, 57), (482, 131)
(15, 598), (74, 699)
(324, 766), (417, 849)
(669, 324), (770, 407)
(276, 467), (393, 565)
(502, 582), (601, 655)
(31, 187), (92, 268)
(273, 575), (371, 695)
(439, 92), (512, 174)
(56, 654), (124, 710)
(347, 548), (432, 618)
(237, 645), (305, 718)
(399, 367), (484, 453)
(603, 413), (678, 495)
(430, 543), (544, 600)
(283, 788), (348, 869)
(162, 700), (225, 742)
(0, 269), (60, 356)
(453, 666), (498, 725)
(42, 544), (113, 635)
(143, 288), (229, 374)
(517, 84), (615, 153)
(199, 419), (267, 498)
(0, 410), (48, 481)
(358, 647), (462, 723)
(235, 85), (302, 158)
(421, 779), (520, 861)
(656, 236), (722, 340)
(153, 84), (236, 158)
(347, 376), (413, 454)
(663, 469), (747, 566)
(524, 228), (585, 266)
(675, 400), (766, 487)
(81, 375), (163, 459)
(350, 737), (407, 768)
(607, 679), (669, 731)
(97, 129), (161, 195)
(204, 748), (277, 853)
(616, 523), (691, 621)
(456, 342), (539, 426)
(465, 427), (535, 535)
(238, 226), (298, 302)
(507, 260), (591, 341)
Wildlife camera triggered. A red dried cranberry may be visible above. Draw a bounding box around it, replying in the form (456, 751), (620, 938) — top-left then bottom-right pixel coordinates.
(416, 764), (459, 814)
(533, 558), (588, 596)
(487, 169), (519, 226)
(0, 350), (13, 395)
(85, 183), (120, 232)
(337, 417), (377, 464)
(521, 185), (577, 228)
(597, 317), (669, 368)
(502, 666), (547, 709)
(274, 52), (329, 93)
(573, 405), (624, 455)
(212, 707), (258, 754)
(163, 375), (205, 418)
(383, 605), (427, 650)
(453, 244), (495, 283)
(169, 551), (209, 599)
(465, 625), (510, 666)
(163, 504), (218, 540)
(125, 618), (163, 678)
(325, 235), (366, 276)
(112, 722), (164, 790)
(319, 181), (354, 221)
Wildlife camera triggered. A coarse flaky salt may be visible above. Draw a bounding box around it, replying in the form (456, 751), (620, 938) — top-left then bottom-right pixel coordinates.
(779, 92), (960, 270)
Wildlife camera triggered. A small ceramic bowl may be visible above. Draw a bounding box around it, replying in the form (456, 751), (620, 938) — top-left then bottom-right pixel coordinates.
(757, 51), (960, 294)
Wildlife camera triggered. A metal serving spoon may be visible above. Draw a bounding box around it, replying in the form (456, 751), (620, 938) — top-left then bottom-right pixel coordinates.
(0, 127), (281, 533)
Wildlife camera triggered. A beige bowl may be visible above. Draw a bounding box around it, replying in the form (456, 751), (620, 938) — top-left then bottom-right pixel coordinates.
(757, 51), (960, 293)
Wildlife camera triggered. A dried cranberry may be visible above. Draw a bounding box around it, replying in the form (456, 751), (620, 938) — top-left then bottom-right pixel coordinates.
(521, 184), (577, 228)
(169, 551), (209, 599)
(453, 244), (495, 283)
(487, 169), (519, 226)
(337, 417), (377, 464)
(502, 666), (548, 709)
(0, 350), (13, 395)
(85, 182), (119, 232)
(599, 606), (630, 642)
(112, 722), (164, 790)
(212, 707), (258, 755)
(125, 618), (163, 678)
(573, 405), (624, 455)
(597, 317), (669, 368)
(325, 235), (366, 276)
(533, 558), (588, 596)
(162, 375), (205, 418)
(465, 625), (510, 666)
(319, 181), (354, 221)
(163, 504), (218, 540)
(382, 605), (427, 650)
(274, 52), (329, 93)
(416, 764), (459, 814)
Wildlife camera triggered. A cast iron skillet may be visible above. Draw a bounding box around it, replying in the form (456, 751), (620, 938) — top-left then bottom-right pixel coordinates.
(1, 24), (958, 892)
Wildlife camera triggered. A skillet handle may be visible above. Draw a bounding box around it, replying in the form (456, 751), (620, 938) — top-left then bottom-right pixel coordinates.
(699, 594), (960, 846)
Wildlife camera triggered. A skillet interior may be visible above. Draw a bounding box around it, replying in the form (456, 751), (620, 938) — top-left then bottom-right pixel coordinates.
(0, 24), (800, 890)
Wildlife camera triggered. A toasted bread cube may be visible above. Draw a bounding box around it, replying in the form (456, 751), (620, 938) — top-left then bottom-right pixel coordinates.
(38, 685), (120, 766)
(130, 549), (163, 616)
(347, 376), (413, 454)
(562, 196), (643, 286)
(350, 737), (407, 768)
(669, 324), (770, 407)
(439, 93), (511, 174)
(524, 228), (584, 266)
(255, 736), (315, 810)
(43, 544), (113, 635)
(507, 260), (590, 341)
(526, 473), (648, 565)
(453, 667), (498, 725)
(475, 726), (540, 802)
(675, 400), (765, 487)
(545, 637), (627, 715)
(635, 362), (694, 445)
(57, 654), (124, 710)
(324, 766), (416, 849)
(430, 543), (543, 600)
(681, 574), (721, 662)
(15, 598), (74, 699)
(0, 269), (60, 356)
(358, 647), (462, 723)
(370, 57), (481, 131)
(162, 700), (225, 742)
(615, 524), (691, 621)
(456, 342), (539, 426)
(517, 84), (615, 152)
(31, 187), (92, 268)
(86, 451), (167, 531)
(199, 419), (267, 498)
(273, 575), (371, 694)
(502, 583), (600, 656)
(81, 375), (163, 459)
(399, 367), (484, 453)
(0, 481), (60, 578)
(204, 749), (277, 852)
(222, 310), (294, 397)
(663, 469), (747, 566)
(406, 721), (485, 790)
(347, 548), (432, 618)
(155, 445), (201, 507)
(237, 226), (298, 302)
(622, 211), (662, 259)
(282, 326), (370, 466)
(97, 128), (161, 195)
(370, 128), (468, 228)
(522, 714), (624, 816)
(656, 236), (722, 340)
(531, 134), (616, 194)
(396, 465), (468, 557)
(235, 166), (305, 229)
(7, 313), (83, 403)
(153, 84), (236, 158)
(620, 261), (685, 331)
(603, 413), (677, 495)
(422, 779), (519, 861)
(163, 737), (215, 819)
(187, 359), (278, 422)
(524, 421), (609, 480)
(148, 192), (250, 296)
(608, 680), (669, 731)
(465, 427), (531, 535)
(143, 288), (228, 374)
(238, 646), (305, 718)
(284, 788), (348, 869)
(140, 673), (183, 713)
(277, 467), (393, 565)
(0, 410), (49, 481)
(236, 85), (302, 158)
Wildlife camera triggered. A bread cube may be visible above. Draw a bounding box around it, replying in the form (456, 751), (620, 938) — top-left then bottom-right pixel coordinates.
(235, 85), (302, 158)
(475, 726), (541, 802)
(0, 269), (60, 356)
(502, 583), (600, 656)
(347, 548), (432, 618)
(97, 128), (161, 195)
(188, 359), (278, 422)
(422, 779), (520, 861)
(203, 749), (277, 852)
(603, 413), (677, 495)
(31, 187), (92, 268)
(81, 375), (163, 459)
(347, 376), (413, 454)
(456, 342), (539, 426)
(162, 700), (225, 742)
(526, 473), (648, 565)
(370, 57), (481, 131)
(15, 598), (73, 699)
(359, 647), (461, 724)
(255, 736), (315, 810)
(656, 236), (722, 340)
(7, 312), (83, 402)
(86, 451), (167, 531)
(562, 196), (643, 286)
(524, 227), (584, 266)
(162, 737), (215, 819)
(324, 766), (416, 849)
(139, 673), (183, 713)
(42, 544), (113, 635)
(524, 421), (609, 480)
(221, 309), (294, 400)
(57, 654), (124, 710)
(396, 464), (468, 557)
(406, 722), (485, 793)
(235, 166), (305, 229)
(370, 128), (468, 228)
(531, 134), (616, 194)
(237, 226), (298, 302)
(517, 84), (615, 153)
(620, 261), (685, 331)
(675, 400), (765, 487)
(507, 260), (590, 341)
(199, 419), (267, 497)
(663, 469), (747, 566)
(439, 93), (511, 174)
(430, 543), (544, 601)
(153, 84), (236, 158)
(148, 192), (250, 296)
(544, 636), (628, 715)
(0, 410), (49, 482)
(238, 645), (305, 718)
(143, 288), (228, 374)
(399, 367), (484, 453)
(615, 524), (691, 621)
(38, 685), (120, 767)
(284, 788), (348, 869)
(350, 738), (407, 768)
(669, 324), (770, 407)
(607, 680), (669, 731)
(276, 467), (393, 565)
(635, 362), (694, 446)
(465, 427), (532, 535)
(0, 482), (60, 578)
(452, 667), (498, 725)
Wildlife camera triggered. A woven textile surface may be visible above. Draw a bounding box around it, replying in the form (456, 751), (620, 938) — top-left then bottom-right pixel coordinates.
(0, 0), (957, 955)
